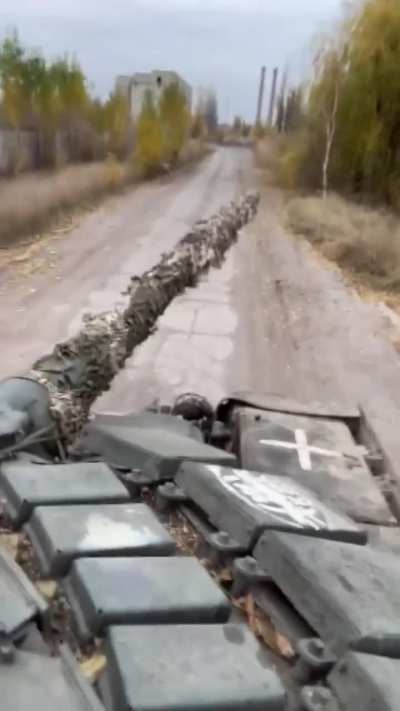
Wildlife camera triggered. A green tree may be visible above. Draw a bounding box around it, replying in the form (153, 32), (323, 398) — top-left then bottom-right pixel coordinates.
(337, 0), (400, 200)
(51, 58), (87, 117)
(0, 36), (26, 117)
(0, 33), (36, 172)
(293, 0), (400, 203)
(0, 33), (94, 168)
(284, 89), (303, 132)
(0, 33), (26, 127)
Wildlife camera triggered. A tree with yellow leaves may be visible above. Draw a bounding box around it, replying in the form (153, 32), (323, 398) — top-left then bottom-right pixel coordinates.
(135, 90), (163, 176)
(290, 0), (400, 205)
(159, 81), (190, 163)
(102, 91), (131, 159)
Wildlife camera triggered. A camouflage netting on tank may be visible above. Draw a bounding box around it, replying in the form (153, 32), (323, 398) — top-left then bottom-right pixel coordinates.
(28, 191), (260, 441)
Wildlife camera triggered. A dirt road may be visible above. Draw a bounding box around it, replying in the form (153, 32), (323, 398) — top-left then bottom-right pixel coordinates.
(2, 146), (400, 499)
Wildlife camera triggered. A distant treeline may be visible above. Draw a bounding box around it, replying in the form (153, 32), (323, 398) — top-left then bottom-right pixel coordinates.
(0, 32), (133, 170)
(0, 31), (220, 176)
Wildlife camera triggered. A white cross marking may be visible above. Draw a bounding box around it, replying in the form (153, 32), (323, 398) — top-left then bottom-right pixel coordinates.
(207, 465), (330, 530)
(259, 428), (343, 472)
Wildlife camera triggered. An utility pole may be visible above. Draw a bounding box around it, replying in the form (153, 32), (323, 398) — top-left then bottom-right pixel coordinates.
(277, 68), (288, 133)
(255, 66), (266, 127)
(268, 67), (279, 127)
(225, 96), (231, 125)
(279, 69), (288, 108)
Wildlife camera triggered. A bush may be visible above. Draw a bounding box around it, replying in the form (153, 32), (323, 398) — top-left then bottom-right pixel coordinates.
(278, 142), (305, 190)
(253, 124), (267, 140)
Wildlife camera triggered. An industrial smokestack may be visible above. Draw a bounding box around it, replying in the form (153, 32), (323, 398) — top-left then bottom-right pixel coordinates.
(255, 66), (266, 126)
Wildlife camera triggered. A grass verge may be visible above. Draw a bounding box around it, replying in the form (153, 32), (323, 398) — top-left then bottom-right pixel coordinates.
(255, 135), (288, 185)
(286, 193), (400, 292)
(0, 159), (130, 247)
(0, 140), (209, 248)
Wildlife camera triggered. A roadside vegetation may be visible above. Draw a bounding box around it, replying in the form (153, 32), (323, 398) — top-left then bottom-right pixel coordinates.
(258, 0), (400, 294)
(0, 159), (128, 245)
(0, 33), (131, 169)
(0, 32), (214, 246)
(287, 194), (400, 292)
(0, 139), (209, 246)
(135, 83), (191, 176)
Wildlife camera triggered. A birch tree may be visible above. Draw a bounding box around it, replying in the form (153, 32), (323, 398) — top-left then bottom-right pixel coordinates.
(293, 0), (400, 203)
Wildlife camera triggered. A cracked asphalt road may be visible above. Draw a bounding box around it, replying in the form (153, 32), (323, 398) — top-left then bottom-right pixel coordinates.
(2, 146), (400, 502)
(0, 147), (253, 386)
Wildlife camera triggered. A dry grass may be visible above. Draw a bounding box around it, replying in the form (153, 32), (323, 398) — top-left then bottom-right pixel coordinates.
(255, 136), (287, 185)
(179, 139), (211, 166)
(0, 140), (208, 248)
(255, 133), (307, 191)
(0, 158), (130, 247)
(286, 193), (400, 292)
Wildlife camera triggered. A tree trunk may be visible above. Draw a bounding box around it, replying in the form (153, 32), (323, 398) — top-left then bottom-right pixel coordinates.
(14, 126), (22, 176)
(322, 81), (339, 199)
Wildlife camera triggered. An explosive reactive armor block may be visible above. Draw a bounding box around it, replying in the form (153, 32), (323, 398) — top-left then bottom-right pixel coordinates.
(0, 460), (129, 525)
(100, 624), (286, 710)
(254, 531), (400, 657)
(328, 652), (400, 711)
(233, 408), (392, 524)
(0, 545), (48, 640)
(0, 646), (104, 711)
(25, 503), (175, 577)
(73, 412), (236, 484)
(176, 462), (366, 548)
(64, 556), (231, 640)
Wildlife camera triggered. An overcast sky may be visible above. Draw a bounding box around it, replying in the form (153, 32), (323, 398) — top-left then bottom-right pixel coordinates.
(0, 0), (343, 121)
